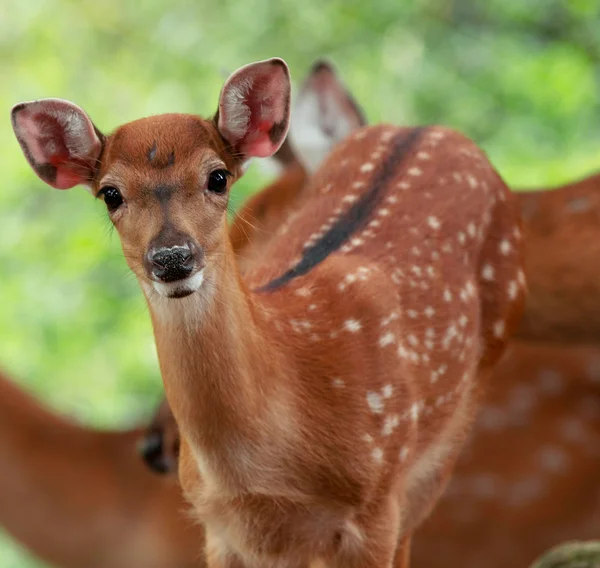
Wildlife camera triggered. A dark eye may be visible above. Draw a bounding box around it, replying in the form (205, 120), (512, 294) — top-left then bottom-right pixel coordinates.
(98, 186), (124, 212)
(207, 169), (230, 194)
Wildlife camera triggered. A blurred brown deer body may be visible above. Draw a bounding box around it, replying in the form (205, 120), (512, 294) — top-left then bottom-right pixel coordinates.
(12, 59), (525, 567)
(413, 339), (600, 568)
(0, 372), (201, 568)
(516, 172), (600, 343)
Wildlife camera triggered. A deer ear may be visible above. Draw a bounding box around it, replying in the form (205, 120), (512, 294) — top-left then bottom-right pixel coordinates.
(217, 58), (291, 160)
(11, 98), (103, 190)
(288, 59), (367, 174)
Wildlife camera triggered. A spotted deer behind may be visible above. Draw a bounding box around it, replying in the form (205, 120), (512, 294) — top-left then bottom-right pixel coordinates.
(12, 58), (526, 568)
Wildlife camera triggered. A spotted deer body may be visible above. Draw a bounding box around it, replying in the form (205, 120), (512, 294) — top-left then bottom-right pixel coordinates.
(12, 58), (525, 567)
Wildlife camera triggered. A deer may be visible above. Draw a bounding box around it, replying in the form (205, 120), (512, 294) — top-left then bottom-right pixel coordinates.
(412, 338), (600, 568)
(515, 172), (600, 343)
(0, 369), (201, 568)
(142, 59), (367, 474)
(0, 58), (363, 568)
(12, 57), (526, 567)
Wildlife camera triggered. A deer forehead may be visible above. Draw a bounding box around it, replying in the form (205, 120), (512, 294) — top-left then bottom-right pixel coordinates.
(100, 114), (235, 184)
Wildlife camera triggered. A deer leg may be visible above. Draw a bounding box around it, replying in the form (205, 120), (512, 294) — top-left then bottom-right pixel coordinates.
(393, 535), (412, 568)
(330, 497), (401, 568)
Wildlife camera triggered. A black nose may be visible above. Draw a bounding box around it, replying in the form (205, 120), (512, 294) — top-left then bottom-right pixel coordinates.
(149, 244), (196, 282)
(138, 432), (169, 475)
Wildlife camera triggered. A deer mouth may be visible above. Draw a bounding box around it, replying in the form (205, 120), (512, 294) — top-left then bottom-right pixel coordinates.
(151, 269), (205, 299)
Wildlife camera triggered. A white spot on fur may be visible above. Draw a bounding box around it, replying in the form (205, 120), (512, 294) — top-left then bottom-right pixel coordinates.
(424, 306), (435, 318)
(381, 312), (400, 326)
(508, 280), (518, 300)
(408, 167), (422, 176)
(360, 162), (375, 173)
(499, 239), (512, 256)
(382, 384), (393, 399)
(379, 332), (396, 348)
(382, 414), (400, 436)
(427, 216), (440, 230)
(332, 378), (345, 388)
(366, 392), (384, 414)
(344, 319), (362, 333)
(481, 264), (495, 281)
(372, 447), (384, 462)
(410, 403), (420, 421)
(493, 320), (505, 338)
(467, 175), (478, 188)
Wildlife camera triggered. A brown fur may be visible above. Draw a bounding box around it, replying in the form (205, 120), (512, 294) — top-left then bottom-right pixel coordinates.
(100, 120), (523, 566)
(0, 371), (201, 568)
(230, 160), (307, 275)
(8, 107), (600, 568)
(12, 63), (525, 567)
(516, 172), (600, 343)
(412, 340), (600, 568)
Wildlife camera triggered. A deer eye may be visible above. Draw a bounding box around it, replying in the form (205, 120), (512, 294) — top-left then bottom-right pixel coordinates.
(98, 186), (124, 212)
(207, 169), (231, 194)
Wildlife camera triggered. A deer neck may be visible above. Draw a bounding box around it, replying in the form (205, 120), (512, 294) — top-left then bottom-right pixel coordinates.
(145, 243), (290, 466)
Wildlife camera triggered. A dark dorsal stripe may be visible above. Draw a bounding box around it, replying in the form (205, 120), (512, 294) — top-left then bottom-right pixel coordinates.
(256, 127), (426, 292)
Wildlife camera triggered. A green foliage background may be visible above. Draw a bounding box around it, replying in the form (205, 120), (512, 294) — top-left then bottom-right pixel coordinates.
(0, 0), (599, 565)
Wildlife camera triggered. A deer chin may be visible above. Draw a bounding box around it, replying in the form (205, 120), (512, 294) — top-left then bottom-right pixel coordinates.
(152, 270), (205, 299)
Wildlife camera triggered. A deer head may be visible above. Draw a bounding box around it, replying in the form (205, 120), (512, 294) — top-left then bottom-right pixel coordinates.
(12, 58), (291, 301)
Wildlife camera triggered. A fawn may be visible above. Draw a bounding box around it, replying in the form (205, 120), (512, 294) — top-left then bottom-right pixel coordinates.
(413, 339), (600, 568)
(136, 68), (599, 568)
(516, 172), (600, 343)
(12, 58), (525, 567)
(0, 370), (200, 568)
(143, 59), (366, 475)
(0, 58), (360, 568)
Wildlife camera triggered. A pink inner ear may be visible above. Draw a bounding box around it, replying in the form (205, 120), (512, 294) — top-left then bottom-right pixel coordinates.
(13, 99), (101, 190)
(219, 60), (290, 159)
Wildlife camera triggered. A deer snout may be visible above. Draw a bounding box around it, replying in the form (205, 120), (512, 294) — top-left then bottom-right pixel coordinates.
(147, 243), (202, 283)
